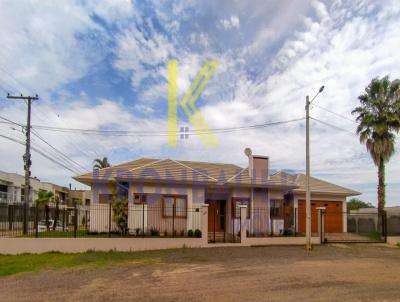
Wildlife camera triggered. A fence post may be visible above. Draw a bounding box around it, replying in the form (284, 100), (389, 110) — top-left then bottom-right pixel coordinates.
(35, 200), (39, 238)
(200, 204), (209, 245)
(294, 207), (297, 237)
(62, 208), (66, 232)
(108, 201), (112, 238)
(8, 204), (13, 231)
(383, 211), (387, 243)
(73, 201), (77, 238)
(172, 203), (175, 238)
(142, 203), (145, 237)
(239, 205), (247, 245)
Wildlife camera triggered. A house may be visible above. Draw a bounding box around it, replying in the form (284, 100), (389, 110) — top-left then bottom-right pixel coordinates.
(0, 170), (91, 205)
(73, 149), (360, 240)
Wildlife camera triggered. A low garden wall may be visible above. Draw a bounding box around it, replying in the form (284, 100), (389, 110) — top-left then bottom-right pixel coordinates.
(0, 237), (207, 255)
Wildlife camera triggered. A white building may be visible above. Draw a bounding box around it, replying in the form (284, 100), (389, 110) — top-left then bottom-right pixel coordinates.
(0, 170), (91, 205)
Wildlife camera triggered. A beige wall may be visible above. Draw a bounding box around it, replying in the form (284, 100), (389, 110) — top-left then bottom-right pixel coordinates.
(0, 238), (206, 255)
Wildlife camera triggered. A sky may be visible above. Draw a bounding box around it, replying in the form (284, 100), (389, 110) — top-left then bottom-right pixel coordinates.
(0, 0), (399, 206)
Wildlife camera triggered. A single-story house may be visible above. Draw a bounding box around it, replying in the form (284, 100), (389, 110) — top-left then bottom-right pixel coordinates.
(73, 150), (360, 240)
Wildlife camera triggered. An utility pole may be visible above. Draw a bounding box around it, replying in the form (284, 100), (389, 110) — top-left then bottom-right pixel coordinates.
(7, 93), (39, 234)
(305, 95), (311, 250)
(305, 86), (324, 251)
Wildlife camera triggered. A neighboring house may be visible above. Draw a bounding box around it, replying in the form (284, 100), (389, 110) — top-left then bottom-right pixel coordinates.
(73, 150), (360, 238)
(0, 170), (91, 205)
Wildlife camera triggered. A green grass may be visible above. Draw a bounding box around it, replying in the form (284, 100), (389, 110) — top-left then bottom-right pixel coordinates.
(0, 248), (206, 277)
(367, 232), (382, 241)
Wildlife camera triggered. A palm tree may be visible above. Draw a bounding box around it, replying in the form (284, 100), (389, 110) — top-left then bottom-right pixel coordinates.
(352, 76), (400, 221)
(93, 157), (111, 170)
(36, 191), (54, 231)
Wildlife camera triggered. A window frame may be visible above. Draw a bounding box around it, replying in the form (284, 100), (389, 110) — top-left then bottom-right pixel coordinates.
(162, 194), (187, 218)
(133, 193), (147, 204)
(231, 197), (251, 219)
(270, 199), (283, 219)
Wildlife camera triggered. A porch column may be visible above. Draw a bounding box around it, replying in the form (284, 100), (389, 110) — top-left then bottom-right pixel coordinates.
(201, 204), (209, 246)
(239, 205), (248, 245)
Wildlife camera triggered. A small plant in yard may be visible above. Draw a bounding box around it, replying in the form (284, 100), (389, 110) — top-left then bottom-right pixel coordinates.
(180, 230), (185, 237)
(164, 229), (168, 237)
(135, 228), (140, 236)
(112, 195), (128, 235)
(187, 229), (194, 237)
(194, 229), (202, 238)
(150, 228), (160, 236)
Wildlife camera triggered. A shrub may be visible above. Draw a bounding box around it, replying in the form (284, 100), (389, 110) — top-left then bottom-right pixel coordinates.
(194, 229), (202, 238)
(180, 230), (185, 237)
(187, 229), (194, 237)
(150, 228), (160, 236)
(112, 196), (128, 234)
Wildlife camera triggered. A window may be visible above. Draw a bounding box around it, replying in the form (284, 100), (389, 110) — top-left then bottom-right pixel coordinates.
(270, 199), (282, 218)
(231, 197), (250, 219)
(162, 195), (187, 218)
(133, 193), (147, 204)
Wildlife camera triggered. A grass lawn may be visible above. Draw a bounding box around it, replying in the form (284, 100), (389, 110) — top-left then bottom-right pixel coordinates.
(0, 249), (183, 277)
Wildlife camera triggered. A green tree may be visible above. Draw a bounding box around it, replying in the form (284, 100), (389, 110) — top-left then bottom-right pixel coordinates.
(352, 76), (400, 219)
(35, 191), (54, 231)
(93, 157), (111, 170)
(112, 195), (128, 235)
(347, 198), (374, 211)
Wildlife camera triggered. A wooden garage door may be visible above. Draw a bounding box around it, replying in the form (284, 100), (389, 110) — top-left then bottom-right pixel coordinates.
(298, 200), (343, 233)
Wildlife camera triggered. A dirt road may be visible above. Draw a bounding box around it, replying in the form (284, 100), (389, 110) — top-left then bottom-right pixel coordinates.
(1, 244), (399, 302)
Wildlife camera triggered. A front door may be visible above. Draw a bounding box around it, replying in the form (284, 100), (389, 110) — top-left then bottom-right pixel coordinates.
(206, 200), (226, 239)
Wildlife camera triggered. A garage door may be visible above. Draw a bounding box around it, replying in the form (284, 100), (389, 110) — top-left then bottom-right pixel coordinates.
(298, 200), (343, 233)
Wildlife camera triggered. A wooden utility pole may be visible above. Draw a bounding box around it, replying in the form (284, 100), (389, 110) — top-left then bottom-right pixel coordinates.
(7, 93), (39, 234)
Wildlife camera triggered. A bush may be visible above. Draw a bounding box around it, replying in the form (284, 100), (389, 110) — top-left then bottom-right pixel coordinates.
(187, 229), (194, 237)
(180, 230), (185, 237)
(112, 196), (128, 234)
(150, 228), (160, 236)
(194, 229), (202, 238)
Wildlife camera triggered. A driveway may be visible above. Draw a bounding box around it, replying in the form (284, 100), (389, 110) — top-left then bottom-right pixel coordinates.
(1, 244), (399, 302)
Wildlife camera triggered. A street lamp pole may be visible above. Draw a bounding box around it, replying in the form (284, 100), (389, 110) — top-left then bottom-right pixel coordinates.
(305, 86), (324, 251)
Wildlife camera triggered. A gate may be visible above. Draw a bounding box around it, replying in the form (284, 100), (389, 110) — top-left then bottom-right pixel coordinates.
(322, 211), (387, 243)
(207, 200), (240, 243)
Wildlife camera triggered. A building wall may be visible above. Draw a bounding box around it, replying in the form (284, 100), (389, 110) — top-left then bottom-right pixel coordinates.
(294, 193), (347, 233)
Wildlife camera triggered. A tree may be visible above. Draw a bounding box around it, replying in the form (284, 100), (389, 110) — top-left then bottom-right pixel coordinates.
(347, 198), (374, 211)
(35, 191), (54, 231)
(93, 157), (111, 170)
(112, 195), (128, 235)
(352, 76), (400, 219)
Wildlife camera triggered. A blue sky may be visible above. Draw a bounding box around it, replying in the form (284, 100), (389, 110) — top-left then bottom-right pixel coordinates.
(0, 0), (399, 206)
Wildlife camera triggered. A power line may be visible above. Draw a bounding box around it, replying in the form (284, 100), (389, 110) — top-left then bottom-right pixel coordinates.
(310, 117), (357, 136)
(0, 132), (79, 175)
(25, 117), (306, 136)
(31, 128), (90, 173)
(312, 103), (355, 123)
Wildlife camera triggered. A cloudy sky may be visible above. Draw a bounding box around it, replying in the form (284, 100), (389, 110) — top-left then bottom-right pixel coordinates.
(0, 0), (399, 206)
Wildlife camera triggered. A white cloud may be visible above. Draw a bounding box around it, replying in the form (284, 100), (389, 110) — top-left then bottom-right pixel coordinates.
(220, 15), (240, 29)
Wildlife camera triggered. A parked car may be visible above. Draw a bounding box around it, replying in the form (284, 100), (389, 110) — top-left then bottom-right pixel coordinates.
(37, 219), (66, 232)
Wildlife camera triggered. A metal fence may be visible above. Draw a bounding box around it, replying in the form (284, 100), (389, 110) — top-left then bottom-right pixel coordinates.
(0, 201), (203, 238)
(323, 211), (389, 243)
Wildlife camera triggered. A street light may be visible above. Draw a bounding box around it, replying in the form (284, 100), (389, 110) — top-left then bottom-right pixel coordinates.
(305, 85), (325, 251)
